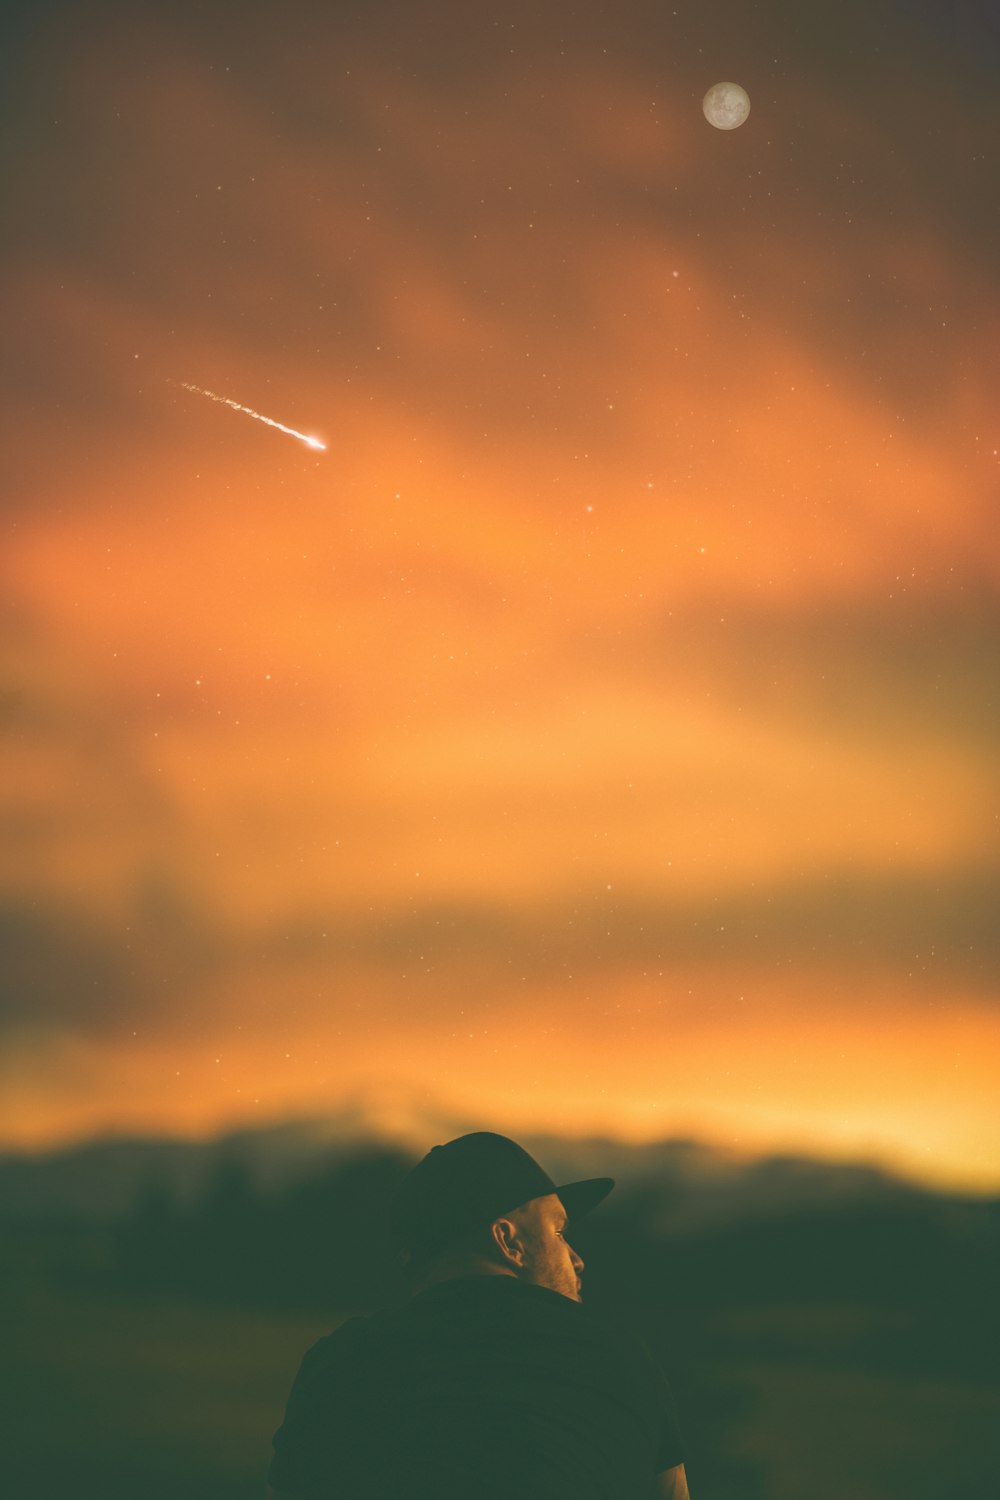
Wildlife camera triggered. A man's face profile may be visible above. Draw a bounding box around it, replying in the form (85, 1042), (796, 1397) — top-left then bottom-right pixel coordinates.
(497, 1193), (585, 1302)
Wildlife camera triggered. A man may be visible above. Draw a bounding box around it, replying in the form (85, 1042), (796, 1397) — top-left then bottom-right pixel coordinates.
(268, 1131), (690, 1498)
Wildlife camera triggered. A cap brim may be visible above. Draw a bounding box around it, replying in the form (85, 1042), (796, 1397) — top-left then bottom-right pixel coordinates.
(554, 1176), (615, 1223)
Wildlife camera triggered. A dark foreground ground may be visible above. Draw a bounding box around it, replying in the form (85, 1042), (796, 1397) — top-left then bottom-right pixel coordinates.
(4, 1232), (998, 1500)
(3, 1136), (999, 1499)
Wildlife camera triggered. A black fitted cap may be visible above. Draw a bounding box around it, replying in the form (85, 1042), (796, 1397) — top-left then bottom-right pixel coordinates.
(389, 1131), (614, 1261)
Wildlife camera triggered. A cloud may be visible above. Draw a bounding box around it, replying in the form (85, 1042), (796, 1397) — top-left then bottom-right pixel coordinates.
(3, 858), (996, 1052)
(0, 0), (997, 1181)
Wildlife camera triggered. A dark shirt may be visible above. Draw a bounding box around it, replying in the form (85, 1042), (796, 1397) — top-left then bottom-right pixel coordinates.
(269, 1274), (683, 1498)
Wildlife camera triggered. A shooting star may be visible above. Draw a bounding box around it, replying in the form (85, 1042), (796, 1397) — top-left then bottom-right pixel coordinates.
(179, 383), (326, 451)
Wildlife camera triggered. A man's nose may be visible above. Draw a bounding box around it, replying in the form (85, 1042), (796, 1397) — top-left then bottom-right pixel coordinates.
(570, 1245), (585, 1272)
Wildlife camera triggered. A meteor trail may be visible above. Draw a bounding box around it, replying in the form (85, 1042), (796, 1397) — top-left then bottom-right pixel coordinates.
(179, 383), (326, 451)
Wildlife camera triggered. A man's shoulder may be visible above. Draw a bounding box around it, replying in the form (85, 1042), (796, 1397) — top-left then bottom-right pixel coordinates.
(299, 1281), (648, 1372)
(293, 1313), (368, 1376)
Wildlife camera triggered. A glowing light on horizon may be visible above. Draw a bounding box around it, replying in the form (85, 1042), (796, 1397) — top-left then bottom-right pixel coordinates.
(179, 382), (326, 451)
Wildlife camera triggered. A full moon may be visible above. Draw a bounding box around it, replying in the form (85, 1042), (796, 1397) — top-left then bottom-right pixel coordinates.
(702, 81), (751, 130)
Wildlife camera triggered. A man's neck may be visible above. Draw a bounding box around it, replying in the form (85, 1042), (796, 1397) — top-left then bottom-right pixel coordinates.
(413, 1259), (518, 1295)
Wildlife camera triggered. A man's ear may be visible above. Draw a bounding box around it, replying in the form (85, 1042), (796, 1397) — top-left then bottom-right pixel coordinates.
(490, 1215), (526, 1268)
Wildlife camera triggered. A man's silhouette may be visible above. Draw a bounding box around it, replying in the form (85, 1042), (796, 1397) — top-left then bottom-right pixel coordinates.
(268, 1131), (690, 1498)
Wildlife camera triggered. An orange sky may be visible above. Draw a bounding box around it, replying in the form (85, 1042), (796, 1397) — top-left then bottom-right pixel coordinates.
(1, 0), (998, 1192)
